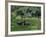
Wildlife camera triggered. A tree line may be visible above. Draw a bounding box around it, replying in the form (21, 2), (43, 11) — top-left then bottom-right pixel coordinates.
(11, 6), (41, 18)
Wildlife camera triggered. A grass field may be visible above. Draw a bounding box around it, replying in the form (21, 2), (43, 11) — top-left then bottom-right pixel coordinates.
(11, 16), (41, 31)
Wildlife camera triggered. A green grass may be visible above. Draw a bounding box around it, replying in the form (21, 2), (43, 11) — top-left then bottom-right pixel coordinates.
(11, 16), (41, 31)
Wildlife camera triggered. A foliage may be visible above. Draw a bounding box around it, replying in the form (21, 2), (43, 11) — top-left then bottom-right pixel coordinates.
(11, 6), (41, 17)
(11, 6), (41, 31)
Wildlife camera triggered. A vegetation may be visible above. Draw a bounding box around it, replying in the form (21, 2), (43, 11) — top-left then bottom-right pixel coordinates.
(11, 6), (41, 31)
